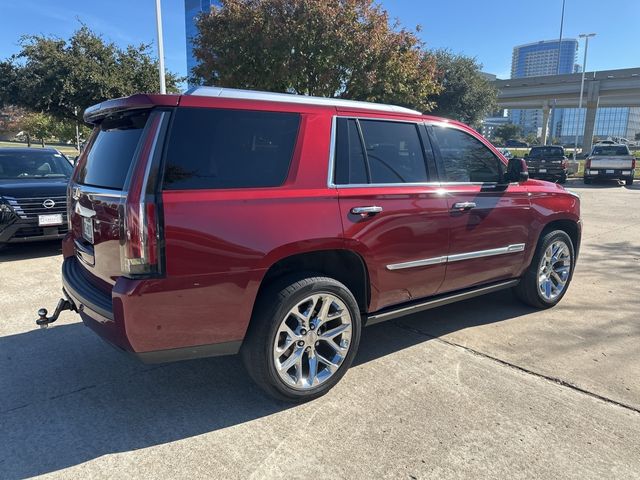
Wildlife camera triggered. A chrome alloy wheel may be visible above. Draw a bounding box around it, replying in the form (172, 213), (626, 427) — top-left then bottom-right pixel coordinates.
(538, 240), (571, 301)
(273, 293), (353, 390)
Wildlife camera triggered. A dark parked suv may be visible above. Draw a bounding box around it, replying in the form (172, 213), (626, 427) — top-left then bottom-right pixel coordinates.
(39, 88), (581, 401)
(0, 148), (72, 249)
(525, 146), (569, 183)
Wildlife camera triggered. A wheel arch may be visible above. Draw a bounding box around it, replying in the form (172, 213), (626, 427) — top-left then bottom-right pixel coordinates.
(255, 249), (371, 315)
(539, 218), (581, 259)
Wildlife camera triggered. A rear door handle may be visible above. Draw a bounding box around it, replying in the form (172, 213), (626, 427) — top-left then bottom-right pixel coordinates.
(351, 206), (383, 216)
(452, 202), (476, 211)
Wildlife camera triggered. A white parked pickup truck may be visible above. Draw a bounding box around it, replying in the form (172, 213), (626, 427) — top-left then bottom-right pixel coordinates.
(584, 144), (636, 185)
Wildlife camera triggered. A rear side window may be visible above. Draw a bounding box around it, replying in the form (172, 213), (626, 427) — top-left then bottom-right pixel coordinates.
(163, 108), (300, 190)
(360, 120), (428, 183)
(334, 118), (430, 185)
(432, 126), (504, 183)
(78, 111), (149, 190)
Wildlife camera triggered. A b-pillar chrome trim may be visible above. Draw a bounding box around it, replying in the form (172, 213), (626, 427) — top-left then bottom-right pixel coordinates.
(386, 243), (526, 271)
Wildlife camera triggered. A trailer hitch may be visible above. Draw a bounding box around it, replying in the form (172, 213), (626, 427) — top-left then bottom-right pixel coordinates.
(36, 294), (76, 329)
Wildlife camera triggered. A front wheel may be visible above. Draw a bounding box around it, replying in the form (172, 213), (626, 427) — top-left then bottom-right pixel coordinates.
(241, 275), (362, 402)
(513, 230), (575, 309)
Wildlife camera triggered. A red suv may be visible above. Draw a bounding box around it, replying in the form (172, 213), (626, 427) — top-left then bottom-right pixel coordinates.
(38, 88), (581, 401)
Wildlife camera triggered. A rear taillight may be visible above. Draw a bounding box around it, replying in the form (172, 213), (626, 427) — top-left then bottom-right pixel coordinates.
(632, 158), (637, 169)
(120, 112), (167, 277)
(585, 158), (592, 169)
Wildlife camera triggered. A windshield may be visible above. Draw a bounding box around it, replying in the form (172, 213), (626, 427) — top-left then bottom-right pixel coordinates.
(592, 146), (630, 156)
(0, 150), (73, 179)
(529, 147), (564, 158)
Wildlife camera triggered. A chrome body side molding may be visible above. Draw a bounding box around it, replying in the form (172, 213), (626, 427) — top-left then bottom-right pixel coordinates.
(366, 279), (520, 325)
(386, 243), (526, 270)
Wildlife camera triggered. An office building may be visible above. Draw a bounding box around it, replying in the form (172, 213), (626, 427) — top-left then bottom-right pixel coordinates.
(185, 0), (220, 85)
(509, 39), (579, 139)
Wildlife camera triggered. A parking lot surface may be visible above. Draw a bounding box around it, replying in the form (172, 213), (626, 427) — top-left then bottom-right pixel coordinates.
(1, 179), (639, 479)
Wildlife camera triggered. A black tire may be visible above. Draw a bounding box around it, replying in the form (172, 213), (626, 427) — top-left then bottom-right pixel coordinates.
(558, 174), (567, 184)
(625, 178), (633, 186)
(241, 274), (362, 402)
(583, 177), (592, 184)
(513, 230), (575, 309)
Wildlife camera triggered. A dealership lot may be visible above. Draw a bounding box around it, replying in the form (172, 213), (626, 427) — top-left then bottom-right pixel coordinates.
(1, 179), (639, 479)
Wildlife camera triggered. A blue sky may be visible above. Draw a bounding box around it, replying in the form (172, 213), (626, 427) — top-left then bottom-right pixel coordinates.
(1, 0), (638, 85)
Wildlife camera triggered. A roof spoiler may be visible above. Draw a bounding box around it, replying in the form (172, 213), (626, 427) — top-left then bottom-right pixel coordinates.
(83, 94), (180, 124)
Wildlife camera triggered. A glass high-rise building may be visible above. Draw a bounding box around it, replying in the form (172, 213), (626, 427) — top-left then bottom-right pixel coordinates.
(509, 39), (579, 139)
(185, 0), (220, 85)
(510, 39), (640, 144)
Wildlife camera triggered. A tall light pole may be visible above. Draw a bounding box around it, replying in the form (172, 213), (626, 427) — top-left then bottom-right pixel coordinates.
(573, 33), (596, 158)
(154, 0), (167, 94)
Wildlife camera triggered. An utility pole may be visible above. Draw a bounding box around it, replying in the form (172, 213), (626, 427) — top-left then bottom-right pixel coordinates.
(154, 0), (167, 94)
(74, 107), (80, 152)
(574, 33), (596, 158)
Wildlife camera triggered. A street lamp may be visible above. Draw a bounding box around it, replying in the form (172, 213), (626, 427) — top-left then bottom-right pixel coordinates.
(574, 33), (596, 158)
(154, 0), (167, 94)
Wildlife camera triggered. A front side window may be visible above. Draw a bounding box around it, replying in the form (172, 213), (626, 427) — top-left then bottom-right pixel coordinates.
(432, 126), (504, 183)
(163, 108), (300, 190)
(334, 118), (430, 185)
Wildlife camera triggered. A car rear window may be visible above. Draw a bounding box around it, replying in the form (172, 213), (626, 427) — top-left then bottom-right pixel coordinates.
(529, 147), (564, 157)
(592, 146), (630, 156)
(162, 108), (300, 190)
(77, 111), (149, 190)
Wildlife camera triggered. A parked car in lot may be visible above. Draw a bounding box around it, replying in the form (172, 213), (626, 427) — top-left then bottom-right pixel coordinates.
(0, 148), (72, 249)
(525, 146), (569, 183)
(584, 143), (636, 185)
(38, 88), (582, 401)
(505, 139), (528, 148)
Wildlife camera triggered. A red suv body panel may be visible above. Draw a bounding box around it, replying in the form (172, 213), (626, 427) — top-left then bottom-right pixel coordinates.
(60, 91), (581, 361)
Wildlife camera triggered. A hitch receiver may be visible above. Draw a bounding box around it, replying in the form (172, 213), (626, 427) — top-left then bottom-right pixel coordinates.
(37, 294), (76, 329)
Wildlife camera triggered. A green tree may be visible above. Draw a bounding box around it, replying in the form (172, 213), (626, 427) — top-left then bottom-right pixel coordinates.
(193, 0), (440, 112)
(494, 123), (522, 145)
(428, 50), (497, 125)
(18, 112), (56, 147)
(0, 26), (181, 123)
(525, 133), (539, 146)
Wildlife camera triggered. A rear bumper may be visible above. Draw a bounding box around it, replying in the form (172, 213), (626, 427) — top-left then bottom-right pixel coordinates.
(584, 169), (634, 180)
(61, 255), (243, 363)
(527, 167), (567, 179)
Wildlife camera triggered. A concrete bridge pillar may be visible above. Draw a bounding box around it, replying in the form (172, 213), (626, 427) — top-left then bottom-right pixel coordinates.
(541, 102), (551, 145)
(582, 80), (601, 154)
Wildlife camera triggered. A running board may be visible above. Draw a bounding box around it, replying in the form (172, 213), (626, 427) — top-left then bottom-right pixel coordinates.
(366, 279), (520, 326)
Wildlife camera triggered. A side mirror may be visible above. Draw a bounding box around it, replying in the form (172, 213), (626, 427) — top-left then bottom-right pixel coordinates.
(507, 158), (529, 183)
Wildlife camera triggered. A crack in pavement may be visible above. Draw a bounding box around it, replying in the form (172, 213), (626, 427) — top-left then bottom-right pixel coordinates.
(0, 364), (170, 416)
(391, 320), (640, 415)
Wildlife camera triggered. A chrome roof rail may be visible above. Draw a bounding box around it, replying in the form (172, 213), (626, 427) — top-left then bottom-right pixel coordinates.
(183, 86), (422, 115)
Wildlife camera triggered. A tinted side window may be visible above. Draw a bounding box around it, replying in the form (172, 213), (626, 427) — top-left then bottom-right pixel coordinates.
(334, 118), (368, 185)
(78, 111), (149, 189)
(359, 120), (428, 183)
(433, 126), (503, 183)
(163, 108), (300, 190)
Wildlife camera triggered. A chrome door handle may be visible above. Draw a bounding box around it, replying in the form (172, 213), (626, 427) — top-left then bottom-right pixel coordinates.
(452, 202), (476, 210)
(351, 206), (383, 216)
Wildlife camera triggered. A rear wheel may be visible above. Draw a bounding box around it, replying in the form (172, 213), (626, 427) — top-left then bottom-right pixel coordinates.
(626, 178), (634, 186)
(583, 177), (592, 184)
(558, 173), (567, 184)
(241, 275), (361, 402)
(514, 230), (575, 309)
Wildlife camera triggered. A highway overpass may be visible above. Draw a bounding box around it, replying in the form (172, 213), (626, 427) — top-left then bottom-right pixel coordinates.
(493, 67), (640, 151)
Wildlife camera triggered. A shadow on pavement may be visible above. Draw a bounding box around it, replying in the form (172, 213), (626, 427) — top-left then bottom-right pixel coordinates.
(0, 241), (62, 263)
(0, 288), (537, 479)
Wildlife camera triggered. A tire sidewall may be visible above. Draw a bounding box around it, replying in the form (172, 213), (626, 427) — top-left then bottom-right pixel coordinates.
(260, 278), (362, 401)
(532, 230), (575, 307)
